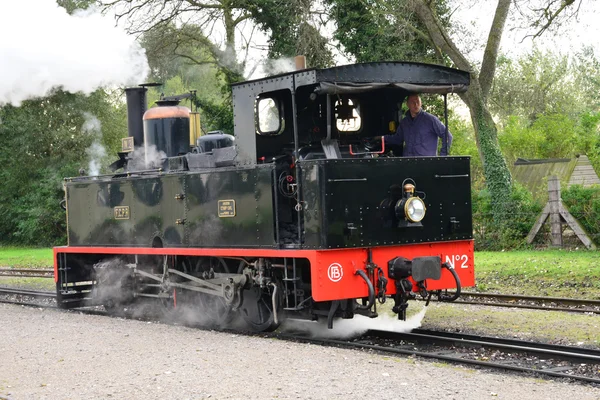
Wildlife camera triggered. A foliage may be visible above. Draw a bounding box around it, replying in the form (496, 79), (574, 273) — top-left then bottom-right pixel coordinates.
(572, 46), (600, 109)
(243, 0), (334, 68)
(325, 0), (449, 63)
(56, 0), (96, 13)
(446, 115), (483, 186)
(472, 183), (543, 250)
(101, 0), (333, 80)
(491, 47), (600, 167)
(490, 49), (576, 123)
(498, 114), (578, 164)
(0, 90), (126, 246)
(141, 27), (234, 135)
(561, 184), (600, 245)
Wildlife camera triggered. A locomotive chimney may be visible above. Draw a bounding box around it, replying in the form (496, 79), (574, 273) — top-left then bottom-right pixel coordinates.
(124, 87), (148, 148)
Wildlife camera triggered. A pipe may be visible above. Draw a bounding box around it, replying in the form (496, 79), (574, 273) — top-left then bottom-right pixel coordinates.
(354, 269), (375, 310)
(291, 77), (303, 243)
(438, 262), (461, 302)
(271, 283), (279, 325)
(443, 93), (449, 156)
(326, 94), (332, 140)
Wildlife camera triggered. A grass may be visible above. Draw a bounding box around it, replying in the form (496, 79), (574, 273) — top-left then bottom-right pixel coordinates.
(0, 247), (54, 290)
(473, 249), (600, 298)
(422, 302), (600, 346)
(0, 247), (53, 268)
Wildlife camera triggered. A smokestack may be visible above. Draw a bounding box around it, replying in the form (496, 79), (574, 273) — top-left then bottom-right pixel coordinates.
(124, 87), (148, 148)
(295, 55), (307, 71)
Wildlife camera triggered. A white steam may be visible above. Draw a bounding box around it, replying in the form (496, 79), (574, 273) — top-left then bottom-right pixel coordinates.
(127, 145), (167, 171)
(0, 1), (149, 106)
(82, 113), (106, 176)
(280, 307), (428, 340)
(251, 57), (297, 79)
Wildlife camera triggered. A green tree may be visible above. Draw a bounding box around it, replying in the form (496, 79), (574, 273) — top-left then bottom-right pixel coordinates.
(100, 0), (333, 81)
(140, 24), (234, 134)
(489, 48), (600, 168)
(100, 0), (250, 87)
(243, 0), (334, 68)
(326, 0), (449, 63)
(56, 0), (97, 13)
(0, 89), (127, 245)
(490, 49), (575, 123)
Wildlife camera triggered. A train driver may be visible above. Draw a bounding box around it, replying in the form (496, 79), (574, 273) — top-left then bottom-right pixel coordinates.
(382, 93), (452, 157)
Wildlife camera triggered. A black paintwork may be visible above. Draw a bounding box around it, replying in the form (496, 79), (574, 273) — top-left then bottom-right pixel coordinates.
(144, 117), (190, 158)
(66, 166), (276, 248)
(300, 156), (472, 249)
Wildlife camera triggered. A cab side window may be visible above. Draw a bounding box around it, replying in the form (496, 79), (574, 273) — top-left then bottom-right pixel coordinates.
(256, 97), (284, 136)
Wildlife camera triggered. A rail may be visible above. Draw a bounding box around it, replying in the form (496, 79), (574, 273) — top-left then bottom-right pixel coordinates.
(0, 268), (54, 278)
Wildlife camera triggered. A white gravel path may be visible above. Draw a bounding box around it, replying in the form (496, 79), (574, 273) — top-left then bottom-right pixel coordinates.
(1, 303), (599, 400)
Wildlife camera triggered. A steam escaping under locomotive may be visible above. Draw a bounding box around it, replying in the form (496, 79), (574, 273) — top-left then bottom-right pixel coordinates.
(54, 61), (475, 331)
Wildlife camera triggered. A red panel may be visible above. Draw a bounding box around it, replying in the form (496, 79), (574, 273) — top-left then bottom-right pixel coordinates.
(311, 248), (369, 301)
(309, 240), (474, 301)
(53, 240), (475, 301)
(372, 240), (475, 292)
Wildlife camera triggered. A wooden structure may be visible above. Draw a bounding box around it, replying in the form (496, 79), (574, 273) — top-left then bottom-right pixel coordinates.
(512, 155), (600, 201)
(526, 176), (596, 249)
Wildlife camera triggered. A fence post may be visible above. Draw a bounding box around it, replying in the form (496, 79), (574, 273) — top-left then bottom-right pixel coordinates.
(548, 175), (562, 247)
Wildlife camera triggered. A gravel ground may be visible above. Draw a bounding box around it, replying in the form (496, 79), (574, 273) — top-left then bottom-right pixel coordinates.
(1, 304), (600, 400)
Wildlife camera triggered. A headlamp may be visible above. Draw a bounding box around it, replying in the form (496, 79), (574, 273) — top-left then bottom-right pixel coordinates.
(394, 182), (427, 226)
(404, 197), (426, 222)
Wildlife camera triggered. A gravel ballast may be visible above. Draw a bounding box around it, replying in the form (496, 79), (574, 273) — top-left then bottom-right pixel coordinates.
(1, 303), (599, 400)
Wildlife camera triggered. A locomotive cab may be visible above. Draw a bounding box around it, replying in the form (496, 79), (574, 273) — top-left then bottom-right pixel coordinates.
(230, 62), (474, 324)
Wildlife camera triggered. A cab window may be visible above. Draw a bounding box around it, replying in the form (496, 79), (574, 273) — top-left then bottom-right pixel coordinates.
(256, 97), (284, 135)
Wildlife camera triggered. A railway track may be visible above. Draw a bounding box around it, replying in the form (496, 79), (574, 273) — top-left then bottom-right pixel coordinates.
(0, 286), (56, 298)
(2, 267), (599, 314)
(1, 280), (599, 314)
(0, 286), (57, 308)
(282, 328), (600, 385)
(0, 268), (54, 278)
(450, 292), (600, 314)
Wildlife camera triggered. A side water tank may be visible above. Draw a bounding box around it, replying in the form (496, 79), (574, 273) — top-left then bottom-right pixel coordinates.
(143, 100), (190, 158)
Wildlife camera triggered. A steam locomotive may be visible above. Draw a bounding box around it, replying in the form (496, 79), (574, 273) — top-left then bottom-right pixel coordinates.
(54, 61), (474, 331)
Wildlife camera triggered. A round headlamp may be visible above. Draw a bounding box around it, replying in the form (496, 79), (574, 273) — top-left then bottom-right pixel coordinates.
(404, 197), (426, 222)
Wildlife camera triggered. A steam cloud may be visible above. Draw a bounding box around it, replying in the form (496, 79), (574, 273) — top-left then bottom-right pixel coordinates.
(281, 307), (428, 340)
(83, 113), (106, 176)
(127, 144), (167, 171)
(0, 1), (149, 106)
(251, 57), (297, 79)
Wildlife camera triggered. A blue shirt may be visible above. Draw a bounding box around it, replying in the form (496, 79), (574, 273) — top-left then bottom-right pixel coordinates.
(384, 110), (452, 156)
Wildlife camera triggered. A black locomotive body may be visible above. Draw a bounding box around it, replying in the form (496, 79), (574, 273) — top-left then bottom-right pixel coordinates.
(55, 61), (475, 330)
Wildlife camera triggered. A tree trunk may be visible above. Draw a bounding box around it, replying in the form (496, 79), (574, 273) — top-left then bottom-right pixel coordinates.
(221, 1), (243, 86)
(408, 0), (513, 220)
(461, 80), (512, 217)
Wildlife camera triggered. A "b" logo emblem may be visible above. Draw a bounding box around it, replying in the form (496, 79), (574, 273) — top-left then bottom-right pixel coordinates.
(327, 263), (343, 282)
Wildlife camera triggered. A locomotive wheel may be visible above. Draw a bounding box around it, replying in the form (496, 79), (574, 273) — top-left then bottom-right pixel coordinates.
(179, 257), (233, 327)
(239, 286), (280, 332)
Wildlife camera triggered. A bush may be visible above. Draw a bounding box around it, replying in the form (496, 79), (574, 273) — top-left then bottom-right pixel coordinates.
(472, 183), (543, 250)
